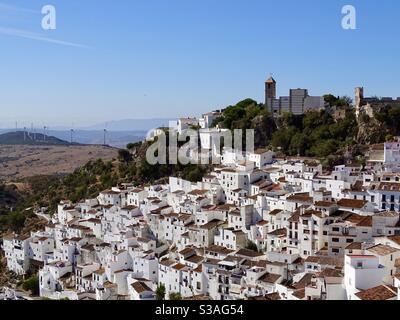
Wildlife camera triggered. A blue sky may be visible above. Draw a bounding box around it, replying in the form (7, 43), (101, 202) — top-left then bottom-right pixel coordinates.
(0, 0), (399, 128)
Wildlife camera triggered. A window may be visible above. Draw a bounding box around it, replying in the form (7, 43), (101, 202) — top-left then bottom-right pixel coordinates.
(332, 238), (340, 243)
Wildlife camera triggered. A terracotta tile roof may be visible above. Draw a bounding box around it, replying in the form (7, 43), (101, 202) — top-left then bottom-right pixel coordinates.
(269, 209), (283, 216)
(172, 263), (186, 271)
(200, 219), (224, 230)
(337, 198), (368, 209)
(377, 182), (400, 192)
(186, 255), (204, 264)
(355, 285), (397, 300)
(179, 247), (196, 256)
(292, 289), (306, 299)
(385, 235), (400, 245)
(268, 228), (287, 237)
(258, 273), (281, 284)
(206, 245), (234, 255)
(188, 189), (209, 196)
(288, 212), (300, 223)
(305, 256), (344, 268)
(367, 244), (399, 256)
(314, 201), (336, 208)
(94, 268), (105, 275)
(121, 205), (138, 211)
(317, 268), (343, 278)
(131, 281), (153, 294)
(345, 242), (363, 250)
(137, 237), (152, 243)
(193, 264), (203, 273)
(235, 248), (263, 258)
(287, 193), (313, 203)
(159, 259), (176, 267)
(215, 204), (234, 211)
(357, 216), (373, 227)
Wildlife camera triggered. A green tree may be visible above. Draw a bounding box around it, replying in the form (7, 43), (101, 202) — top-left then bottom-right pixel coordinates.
(118, 149), (132, 163)
(309, 139), (338, 158)
(386, 134), (394, 142)
(7, 211), (27, 232)
(22, 275), (40, 296)
(289, 133), (309, 156)
(245, 240), (259, 252)
(156, 283), (166, 300)
(271, 126), (298, 153)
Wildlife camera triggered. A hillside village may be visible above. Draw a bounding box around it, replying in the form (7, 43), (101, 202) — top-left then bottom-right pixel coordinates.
(2, 81), (400, 301)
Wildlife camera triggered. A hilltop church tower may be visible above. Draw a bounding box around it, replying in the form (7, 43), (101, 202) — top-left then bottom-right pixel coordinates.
(265, 76), (277, 112)
(355, 87), (364, 118)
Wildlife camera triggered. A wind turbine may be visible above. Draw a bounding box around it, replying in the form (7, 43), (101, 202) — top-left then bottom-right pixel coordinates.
(27, 123), (33, 140)
(103, 129), (107, 146)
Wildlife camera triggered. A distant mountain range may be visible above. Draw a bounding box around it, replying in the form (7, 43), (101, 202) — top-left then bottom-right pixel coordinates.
(0, 130), (147, 148)
(83, 118), (176, 131)
(0, 131), (72, 146)
(0, 119), (175, 148)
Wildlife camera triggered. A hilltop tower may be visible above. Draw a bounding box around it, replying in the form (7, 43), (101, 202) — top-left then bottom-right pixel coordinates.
(265, 76), (277, 111)
(355, 87), (364, 118)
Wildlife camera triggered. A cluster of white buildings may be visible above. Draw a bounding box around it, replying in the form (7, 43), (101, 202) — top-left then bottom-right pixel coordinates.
(4, 117), (400, 301)
(265, 77), (326, 117)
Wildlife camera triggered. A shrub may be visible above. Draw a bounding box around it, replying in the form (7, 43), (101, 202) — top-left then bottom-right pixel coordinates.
(22, 275), (40, 296)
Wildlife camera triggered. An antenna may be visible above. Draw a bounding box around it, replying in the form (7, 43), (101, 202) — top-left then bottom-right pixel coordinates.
(70, 129), (74, 144)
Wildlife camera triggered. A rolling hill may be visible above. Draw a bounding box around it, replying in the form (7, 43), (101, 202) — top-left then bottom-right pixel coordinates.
(0, 131), (73, 146)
